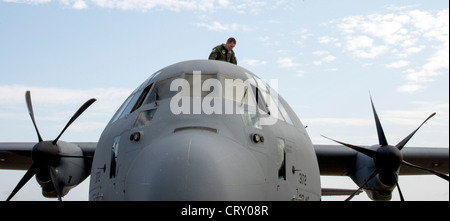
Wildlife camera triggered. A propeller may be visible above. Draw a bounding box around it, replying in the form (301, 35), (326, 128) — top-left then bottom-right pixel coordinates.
(322, 96), (449, 201)
(6, 91), (96, 201)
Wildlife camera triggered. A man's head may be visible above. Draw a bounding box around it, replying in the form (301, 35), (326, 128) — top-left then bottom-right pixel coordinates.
(224, 37), (236, 51)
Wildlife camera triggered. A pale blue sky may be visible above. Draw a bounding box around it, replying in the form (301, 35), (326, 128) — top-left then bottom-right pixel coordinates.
(0, 0), (448, 201)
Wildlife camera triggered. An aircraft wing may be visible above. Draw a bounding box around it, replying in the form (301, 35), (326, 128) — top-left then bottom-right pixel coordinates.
(314, 144), (449, 176)
(3, 142), (446, 175)
(0, 142), (97, 170)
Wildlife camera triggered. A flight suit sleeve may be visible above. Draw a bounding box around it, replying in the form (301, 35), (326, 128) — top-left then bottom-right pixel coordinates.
(231, 55), (237, 65)
(208, 47), (220, 60)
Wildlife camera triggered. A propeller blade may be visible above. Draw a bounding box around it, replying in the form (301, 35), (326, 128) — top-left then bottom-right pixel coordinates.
(402, 160), (449, 181)
(49, 166), (63, 201)
(53, 98), (96, 145)
(346, 184), (365, 201)
(395, 179), (405, 201)
(395, 112), (436, 150)
(6, 163), (39, 201)
(25, 91), (43, 142)
(322, 135), (378, 158)
(370, 96), (388, 146)
(346, 170), (379, 201)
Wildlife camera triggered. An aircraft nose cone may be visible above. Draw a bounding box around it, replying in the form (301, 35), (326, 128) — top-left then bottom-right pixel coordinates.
(124, 131), (265, 200)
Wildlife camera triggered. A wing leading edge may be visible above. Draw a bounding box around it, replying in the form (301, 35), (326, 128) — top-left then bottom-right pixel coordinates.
(3, 143), (446, 178)
(0, 142), (97, 170)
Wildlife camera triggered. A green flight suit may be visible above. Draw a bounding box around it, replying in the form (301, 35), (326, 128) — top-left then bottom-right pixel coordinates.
(208, 44), (237, 65)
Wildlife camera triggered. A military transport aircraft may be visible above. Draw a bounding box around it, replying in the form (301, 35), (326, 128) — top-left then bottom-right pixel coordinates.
(0, 60), (448, 201)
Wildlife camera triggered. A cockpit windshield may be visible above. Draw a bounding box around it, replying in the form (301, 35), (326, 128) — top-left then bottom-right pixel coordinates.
(111, 71), (294, 127)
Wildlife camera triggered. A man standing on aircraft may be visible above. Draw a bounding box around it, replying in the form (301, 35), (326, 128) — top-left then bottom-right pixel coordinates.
(208, 37), (237, 65)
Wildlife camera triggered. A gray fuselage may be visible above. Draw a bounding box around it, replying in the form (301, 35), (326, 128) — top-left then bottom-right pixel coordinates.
(88, 60), (321, 201)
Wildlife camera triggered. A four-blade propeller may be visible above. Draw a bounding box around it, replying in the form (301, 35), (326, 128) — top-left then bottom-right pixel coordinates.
(323, 96), (449, 201)
(6, 91), (96, 201)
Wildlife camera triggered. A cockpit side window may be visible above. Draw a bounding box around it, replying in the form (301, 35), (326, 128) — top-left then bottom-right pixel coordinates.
(117, 93), (141, 119)
(112, 84), (153, 122)
(277, 99), (294, 125)
(244, 72), (295, 126)
(112, 95), (133, 123)
(130, 83), (153, 113)
(253, 86), (271, 116)
(111, 71), (163, 123)
(265, 85), (294, 126)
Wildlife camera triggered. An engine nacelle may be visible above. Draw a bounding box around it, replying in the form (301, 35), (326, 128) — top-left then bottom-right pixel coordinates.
(350, 151), (396, 201)
(35, 141), (91, 199)
(35, 167), (55, 198)
(363, 174), (395, 201)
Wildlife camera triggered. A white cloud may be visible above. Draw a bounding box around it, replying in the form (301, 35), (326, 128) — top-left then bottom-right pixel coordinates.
(403, 45), (426, 54)
(397, 83), (425, 93)
(0, 85), (132, 113)
(313, 55), (336, 66)
(217, 0), (229, 8)
(196, 21), (249, 32)
(312, 51), (336, 66)
(0, 85), (133, 142)
(277, 57), (299, 68)
(381, 102), (448, 127)
(303, 118), (373, 127)
(337, 12), (411, 46)
(400, 38), (417, 47)
(67, 0), (88, 9)
(89, 0), (203, 12)
(3, 0), (51, 4)
(295, 70), (305, 77)
(384, 4), (420, 12)
(305, 101), (448, 128)
(409, 9), (448, 41)
(344, 35), (389, 58)
(323, 55), (336, 62)
(312, 50), (329, 56)
(398, 42), (449, 93)
(360, 19), (403, 40)
(386, 60), (409, 68)
(333, 8), (448, 56)
(328, 8), (448, 93)
(242, 58), (266, 66)
(318, 36), (338, 44)
(346, 35), (373, 50)
(3, 0), (282, 13)
(257, 36), (270, 42)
